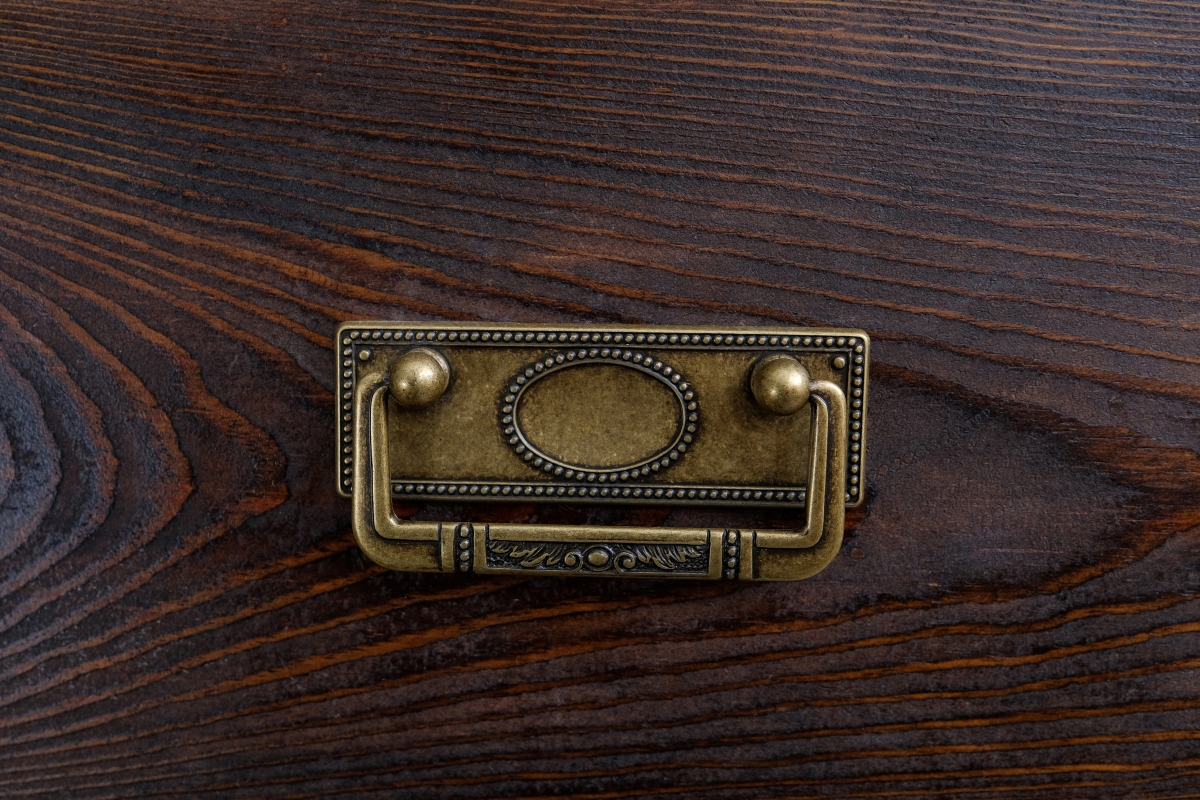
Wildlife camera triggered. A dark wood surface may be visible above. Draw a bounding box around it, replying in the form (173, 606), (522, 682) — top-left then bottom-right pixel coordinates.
(2, 0), (1200, 796)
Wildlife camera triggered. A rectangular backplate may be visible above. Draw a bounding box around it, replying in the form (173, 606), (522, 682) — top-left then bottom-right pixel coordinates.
(336, 323), (867, 508)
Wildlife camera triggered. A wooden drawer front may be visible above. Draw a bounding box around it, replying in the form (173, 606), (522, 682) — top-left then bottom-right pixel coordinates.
(1, 1), (1198, 797)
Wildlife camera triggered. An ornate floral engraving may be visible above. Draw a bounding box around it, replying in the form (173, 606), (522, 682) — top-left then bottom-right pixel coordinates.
(486, 539), (709, 574)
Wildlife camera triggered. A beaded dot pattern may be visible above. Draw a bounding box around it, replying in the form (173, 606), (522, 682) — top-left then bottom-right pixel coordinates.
(723, 530), (741, 579)
(391, 481), (804, 503)
(454, 523), (474, 573)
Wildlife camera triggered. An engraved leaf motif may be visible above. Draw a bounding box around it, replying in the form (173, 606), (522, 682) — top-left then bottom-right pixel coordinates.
(487, 541), (582, 569)
(616, 544), (706, 571)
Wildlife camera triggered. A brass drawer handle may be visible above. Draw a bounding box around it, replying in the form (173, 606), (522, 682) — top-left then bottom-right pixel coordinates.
(339, 324), (867, 580)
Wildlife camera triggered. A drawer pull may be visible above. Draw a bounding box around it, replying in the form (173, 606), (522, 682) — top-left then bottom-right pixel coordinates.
(338, 324), (868, 580)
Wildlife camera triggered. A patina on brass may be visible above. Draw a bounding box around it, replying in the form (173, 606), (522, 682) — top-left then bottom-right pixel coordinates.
(388, 347), (450, 409)
(751, 354), (811, 415)
(338, 323), (868, 581)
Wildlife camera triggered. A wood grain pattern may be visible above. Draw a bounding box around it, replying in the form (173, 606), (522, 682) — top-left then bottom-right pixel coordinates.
(2, 0), (1200, 795)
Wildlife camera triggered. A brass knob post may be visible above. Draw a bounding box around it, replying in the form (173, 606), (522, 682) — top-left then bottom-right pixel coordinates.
(750, 354), (810, 415)
(389, 348), (450, 408)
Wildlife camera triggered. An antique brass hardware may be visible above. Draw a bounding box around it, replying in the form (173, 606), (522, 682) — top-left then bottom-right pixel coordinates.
(338, 324), (868, 580)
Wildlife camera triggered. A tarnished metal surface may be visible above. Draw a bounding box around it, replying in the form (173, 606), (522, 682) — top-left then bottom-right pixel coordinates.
(338, 323), (868, 580)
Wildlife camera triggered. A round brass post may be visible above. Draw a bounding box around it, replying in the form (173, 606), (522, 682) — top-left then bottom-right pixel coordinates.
(750, 354), (810, 415)
(389, 348), (450, 408)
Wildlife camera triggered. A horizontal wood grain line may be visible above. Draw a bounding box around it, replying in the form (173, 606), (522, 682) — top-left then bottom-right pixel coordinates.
(6, 46), (1197, 193)
(7, 105), (1198, 297)
(2, 151), (1190, 393)
(87, 748), (1200, 800)
(12, 695), (1200, 798)
(353, 35), (1200, 98)
(9, 72), (1199, 231)
(878, 332), (1200, 407)
(9, 26), (1200, 121)
(0, 47), (235, 96)
(0, 182), (342, 346)
(26, 0), (1200, 43)
(11, 641), (1200, 791)
(14, 36), (1200, 170)
(0, 210), (330, 400)
(464, 772), (1200, 800)
(0, 577), (491, 743)
(0, 33), (248, 79)
(491, 765), (1200, 800)
(0, 585), (729, 748)
(482, 0), (1200, 26)
(4, 107), (1192, 313)
(304, 24), (1200, 81)
(0, 543), (361, 701)
(0, 16), (254, 58)
(355, 3), (1200, 49)
(418, 0), (1200, 28)
(305, 220), (1200, 369)
(377, 6), (1200, 52)
(17, 718), (1200, 798)
(5, 587), (1196, 763)
(0, 143), (581, 319)
(544, 762), (1200, 800)
(10, 690), (1200, 797)
(15, 6), (1200, 81)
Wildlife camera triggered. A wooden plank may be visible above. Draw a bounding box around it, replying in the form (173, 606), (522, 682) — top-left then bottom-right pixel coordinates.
(1, 0), (1199, 796)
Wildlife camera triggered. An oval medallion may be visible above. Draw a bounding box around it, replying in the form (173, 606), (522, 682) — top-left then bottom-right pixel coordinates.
(499, 349), (699, 479)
